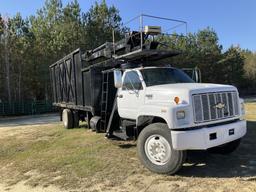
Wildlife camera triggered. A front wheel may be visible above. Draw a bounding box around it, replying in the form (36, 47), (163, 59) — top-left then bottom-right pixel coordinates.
(137, 123), (186, 174)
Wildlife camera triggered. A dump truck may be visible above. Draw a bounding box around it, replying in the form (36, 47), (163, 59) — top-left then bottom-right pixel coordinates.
(49, 15), (246, 174)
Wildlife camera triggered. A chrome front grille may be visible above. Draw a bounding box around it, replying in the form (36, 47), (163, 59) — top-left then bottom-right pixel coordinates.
(192, 91), (239, 123)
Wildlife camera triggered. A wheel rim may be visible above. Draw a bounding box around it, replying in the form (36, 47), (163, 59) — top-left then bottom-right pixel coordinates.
(144, 134), (171, 165)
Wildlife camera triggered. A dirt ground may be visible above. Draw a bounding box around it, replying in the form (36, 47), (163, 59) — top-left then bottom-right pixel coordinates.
(0, 106), (256, 192)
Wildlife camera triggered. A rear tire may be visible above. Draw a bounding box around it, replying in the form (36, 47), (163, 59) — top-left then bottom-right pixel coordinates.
(62, 109), (74, 129)
(137, 123), (186, 174)
(86, 112), (92, 129)
(209, 139), (241, 155)
(73, 111), (79, 128)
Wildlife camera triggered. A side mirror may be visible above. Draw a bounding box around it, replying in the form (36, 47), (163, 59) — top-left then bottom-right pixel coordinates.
(194, 67), (202, 83)
(113, 69), (122, 88)
(182, 67), (202, 83)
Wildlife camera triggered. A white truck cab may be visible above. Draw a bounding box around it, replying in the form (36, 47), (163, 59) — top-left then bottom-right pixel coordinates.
(114, 66), (246, 174)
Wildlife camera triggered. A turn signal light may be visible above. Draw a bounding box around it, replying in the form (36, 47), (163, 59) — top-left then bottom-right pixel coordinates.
(174, 97), (180, 104)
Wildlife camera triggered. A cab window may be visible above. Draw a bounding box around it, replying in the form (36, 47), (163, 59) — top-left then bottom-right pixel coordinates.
(122, 71), (143, 90)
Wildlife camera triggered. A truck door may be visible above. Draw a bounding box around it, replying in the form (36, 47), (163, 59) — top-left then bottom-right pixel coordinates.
(117, 71), (144, 120)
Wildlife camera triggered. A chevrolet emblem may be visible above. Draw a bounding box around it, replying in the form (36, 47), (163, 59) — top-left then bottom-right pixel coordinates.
(213, 102), (225, 109)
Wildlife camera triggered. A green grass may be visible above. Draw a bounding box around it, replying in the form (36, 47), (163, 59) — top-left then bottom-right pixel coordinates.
(0, 125), (144, 189)
(0, 103), (255, 191)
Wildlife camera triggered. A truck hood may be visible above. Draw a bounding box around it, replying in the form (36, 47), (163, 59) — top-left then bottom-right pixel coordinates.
(145, 83), (237, 105)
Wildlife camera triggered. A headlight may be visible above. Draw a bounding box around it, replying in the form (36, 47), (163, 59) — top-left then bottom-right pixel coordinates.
(176, 110), (185, 119)
(239, 99), (245, 120)
(241, 102), (245, 115)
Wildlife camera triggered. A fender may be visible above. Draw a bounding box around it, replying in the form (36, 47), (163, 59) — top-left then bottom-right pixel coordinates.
(136, 103), (175, 128)
(136, 103), (192, 129)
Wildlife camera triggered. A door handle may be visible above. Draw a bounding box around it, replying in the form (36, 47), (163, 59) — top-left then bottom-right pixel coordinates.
(117, 94), (123, 98)
(145, 94), (153, 99)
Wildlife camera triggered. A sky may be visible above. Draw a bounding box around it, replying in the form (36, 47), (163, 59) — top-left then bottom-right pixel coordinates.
(0, 0), (255, 51)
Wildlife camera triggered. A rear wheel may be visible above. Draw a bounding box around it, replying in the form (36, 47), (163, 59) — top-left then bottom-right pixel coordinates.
(86, 112), (92, 129)
(137, 123), (186, 174)
(73, 111), (79, 128)
(62, 109), (74, 129)
(209, 139), (241, 155)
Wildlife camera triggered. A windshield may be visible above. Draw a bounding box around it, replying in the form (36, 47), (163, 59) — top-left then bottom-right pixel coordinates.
(140, 67), (194, 87)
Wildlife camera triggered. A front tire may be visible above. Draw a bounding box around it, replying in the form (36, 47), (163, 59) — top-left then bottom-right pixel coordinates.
(137, 123), (186, 174)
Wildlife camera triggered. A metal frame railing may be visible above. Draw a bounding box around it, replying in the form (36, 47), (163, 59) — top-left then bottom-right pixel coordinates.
(112, 14), (188, 54)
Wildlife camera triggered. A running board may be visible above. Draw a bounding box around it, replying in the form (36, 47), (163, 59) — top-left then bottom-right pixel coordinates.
(112, 130), (130, 140)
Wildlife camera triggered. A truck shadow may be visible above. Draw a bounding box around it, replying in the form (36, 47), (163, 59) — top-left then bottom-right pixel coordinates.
(179, 121), (256, 178)
(118, 143), (136, 149)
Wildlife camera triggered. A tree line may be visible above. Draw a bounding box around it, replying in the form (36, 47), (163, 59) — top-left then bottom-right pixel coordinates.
(0, 0), (255, 104)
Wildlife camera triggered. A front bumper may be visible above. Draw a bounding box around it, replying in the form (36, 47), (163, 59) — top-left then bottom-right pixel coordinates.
(171, 120), (247, 150)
